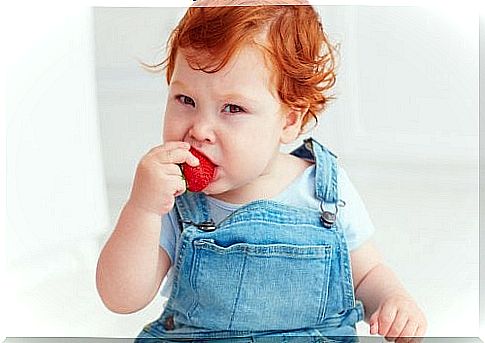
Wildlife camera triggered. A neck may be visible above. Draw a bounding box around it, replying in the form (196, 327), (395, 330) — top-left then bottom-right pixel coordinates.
(208, 152), (311, 205)
(209, 153), (285, 205)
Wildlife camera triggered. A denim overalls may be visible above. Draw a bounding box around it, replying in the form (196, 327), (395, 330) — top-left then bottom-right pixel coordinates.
(135, 138), (364, 342)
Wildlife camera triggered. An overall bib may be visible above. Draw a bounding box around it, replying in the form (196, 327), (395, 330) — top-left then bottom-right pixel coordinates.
(135, 138), (365, 342)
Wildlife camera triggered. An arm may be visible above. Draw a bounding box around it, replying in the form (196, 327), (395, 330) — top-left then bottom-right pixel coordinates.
(95, 203), (171, 314)
(351, 240), (427, 341)
(96, 141), (199, 314)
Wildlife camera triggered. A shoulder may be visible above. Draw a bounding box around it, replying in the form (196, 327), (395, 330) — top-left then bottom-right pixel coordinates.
(282, 153), (314, 177)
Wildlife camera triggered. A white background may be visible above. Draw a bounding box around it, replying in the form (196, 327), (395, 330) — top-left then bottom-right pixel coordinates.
(4, 3), (480, 340)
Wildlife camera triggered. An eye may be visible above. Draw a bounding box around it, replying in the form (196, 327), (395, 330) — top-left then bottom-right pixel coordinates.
(176, 95), (195, 107)
(222, 104), (245, 114)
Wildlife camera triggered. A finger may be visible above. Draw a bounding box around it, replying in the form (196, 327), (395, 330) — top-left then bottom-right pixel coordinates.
(167, 175), (187, 196)
(153, 147), (199, 166)
(161, 163), (185, 177)
(159, 194), (176, 214)
(397, 321), (419, 343)
(413, 324), (426, 343)
(160, 141), (191, 151)
(369, 311), (380, 335)
(174, 190), (185, 197)
(396, 337), (422, 343)
(148, 141), (190, 155)
(174, 183), (187, 197)
(400, 335), (422, 343)
(377, 304), (398, 337)
(385, 311), (409, 341)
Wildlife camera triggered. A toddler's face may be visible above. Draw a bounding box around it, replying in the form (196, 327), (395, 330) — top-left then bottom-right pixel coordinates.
(163, 44), (292, 202)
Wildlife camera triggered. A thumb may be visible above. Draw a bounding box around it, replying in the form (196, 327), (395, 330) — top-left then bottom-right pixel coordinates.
(369, 310), (380, 335)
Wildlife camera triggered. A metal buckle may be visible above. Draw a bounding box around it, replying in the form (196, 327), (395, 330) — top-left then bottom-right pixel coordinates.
(319, 199), (346, 229)
(181, 219), (217, 232)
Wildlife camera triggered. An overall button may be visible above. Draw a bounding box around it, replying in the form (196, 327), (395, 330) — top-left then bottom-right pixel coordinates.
(181, 220), (217, 232)
(320, 211), (336, 228)
(163, 315), (175, 331)
(197, 220), (217, 232)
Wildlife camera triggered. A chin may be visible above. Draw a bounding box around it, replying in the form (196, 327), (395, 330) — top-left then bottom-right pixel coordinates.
(201, 189), (215, 195)
(201, 184), (218, 195)
(201, 182), (230, 197)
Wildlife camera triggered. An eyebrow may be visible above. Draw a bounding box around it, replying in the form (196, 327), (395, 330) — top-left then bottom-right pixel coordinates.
(170, 80), (188, 89)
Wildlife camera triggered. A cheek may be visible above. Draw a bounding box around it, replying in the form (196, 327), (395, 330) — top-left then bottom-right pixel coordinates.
(223, 142), (269, 175)
(163, 111), (187, 140)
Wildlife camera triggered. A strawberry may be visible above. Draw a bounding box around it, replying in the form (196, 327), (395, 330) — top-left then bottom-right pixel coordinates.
(181, 147), (216, 192)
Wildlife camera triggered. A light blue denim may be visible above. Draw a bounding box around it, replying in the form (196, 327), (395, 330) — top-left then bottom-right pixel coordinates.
(135, 138), (365, 342)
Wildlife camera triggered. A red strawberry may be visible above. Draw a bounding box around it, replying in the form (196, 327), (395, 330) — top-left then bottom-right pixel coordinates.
(181, 147), (216, 192)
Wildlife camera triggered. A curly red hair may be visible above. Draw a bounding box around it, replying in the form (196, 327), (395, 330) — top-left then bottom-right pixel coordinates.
(143, 2), (338, 134)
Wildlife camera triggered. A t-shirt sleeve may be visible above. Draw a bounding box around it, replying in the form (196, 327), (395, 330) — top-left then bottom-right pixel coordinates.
(336, 166), (375, 251)
(159, 210), (179, 265)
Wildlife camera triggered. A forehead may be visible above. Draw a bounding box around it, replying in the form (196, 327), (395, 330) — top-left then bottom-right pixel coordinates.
(171, 45), (278, 100)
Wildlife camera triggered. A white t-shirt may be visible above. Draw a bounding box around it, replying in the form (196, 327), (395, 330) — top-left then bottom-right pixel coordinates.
(158, 164), (375, 299)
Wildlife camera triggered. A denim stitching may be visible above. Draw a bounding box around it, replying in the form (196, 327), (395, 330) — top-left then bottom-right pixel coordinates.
(188, 238), (203, 321)
(317, 245), (333, 324)
(229, 252), (248, 330)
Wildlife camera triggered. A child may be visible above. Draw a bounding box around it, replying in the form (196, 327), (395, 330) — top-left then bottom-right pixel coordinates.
(96, 1), (427, 342)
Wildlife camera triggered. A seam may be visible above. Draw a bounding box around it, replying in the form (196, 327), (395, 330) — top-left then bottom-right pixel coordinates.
(229, 251), (248, 330)
(317, 246), (333, 324)
(188, 241), (202, 319)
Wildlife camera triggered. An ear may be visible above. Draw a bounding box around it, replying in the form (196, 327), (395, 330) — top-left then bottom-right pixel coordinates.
(280, 107), (308, 144)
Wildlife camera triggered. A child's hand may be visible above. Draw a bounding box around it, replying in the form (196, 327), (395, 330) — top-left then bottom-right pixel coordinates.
(127, 141), (199, 215)
(369, 293), (427, 343)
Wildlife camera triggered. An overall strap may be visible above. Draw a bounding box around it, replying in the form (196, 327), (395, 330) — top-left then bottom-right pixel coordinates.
(174, 192), (213, 232)
(290, 137), (339, 204)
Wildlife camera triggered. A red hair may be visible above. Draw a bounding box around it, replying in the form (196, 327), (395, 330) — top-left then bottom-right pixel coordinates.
(143, 3), (338, 134)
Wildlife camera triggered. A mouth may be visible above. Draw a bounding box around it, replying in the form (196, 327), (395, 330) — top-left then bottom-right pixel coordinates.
(187, 145), (217, 166)
(191, 148), (216, 167)
(212, 166), (219, 181)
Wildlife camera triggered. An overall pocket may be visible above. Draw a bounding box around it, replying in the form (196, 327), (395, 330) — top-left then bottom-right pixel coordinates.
(189, 239), (333, 331)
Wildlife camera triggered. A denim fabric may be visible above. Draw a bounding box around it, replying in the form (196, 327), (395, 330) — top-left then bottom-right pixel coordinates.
(135, 138), (364, 342)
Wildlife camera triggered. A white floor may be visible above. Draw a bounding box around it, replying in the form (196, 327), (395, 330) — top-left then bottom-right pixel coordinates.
(5, 159), (479, 339)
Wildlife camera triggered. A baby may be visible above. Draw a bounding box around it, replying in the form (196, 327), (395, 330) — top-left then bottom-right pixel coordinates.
(96, 1), (427, 342)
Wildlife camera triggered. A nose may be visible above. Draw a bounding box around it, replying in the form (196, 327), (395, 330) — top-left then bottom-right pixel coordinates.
(188, 111), (216, 144)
